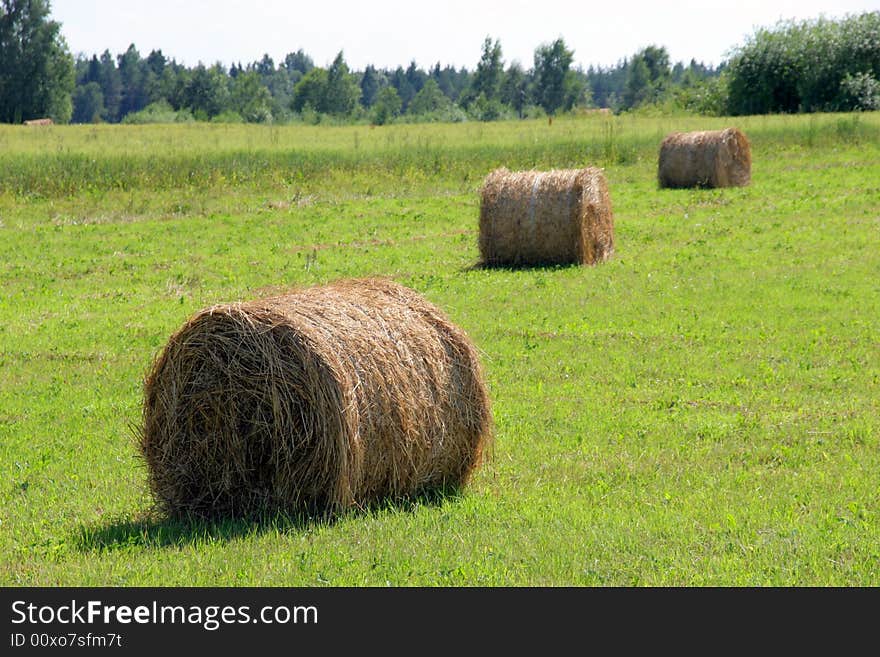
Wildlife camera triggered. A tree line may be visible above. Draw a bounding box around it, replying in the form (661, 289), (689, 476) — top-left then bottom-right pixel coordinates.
(1, 1), (877, 125)
(9, 25), (725, 125)
(65, 37), (730, 126)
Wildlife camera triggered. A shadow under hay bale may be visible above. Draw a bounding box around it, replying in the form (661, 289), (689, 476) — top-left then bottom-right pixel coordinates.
(139, 278), (494, 519)
(658, 127), (751, 189)
(478, 167), (615, 268)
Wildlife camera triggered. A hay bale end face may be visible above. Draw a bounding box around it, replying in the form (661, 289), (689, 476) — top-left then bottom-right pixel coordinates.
(658, 127), (751, 189)
(139, 278), (493, 518)
(478, 167), (615, 267)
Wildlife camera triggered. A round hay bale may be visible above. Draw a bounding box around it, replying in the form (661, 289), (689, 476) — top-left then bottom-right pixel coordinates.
(478, 167), (615, 267)
(139, 278), (493, 518)
(658, 127), (751, 189)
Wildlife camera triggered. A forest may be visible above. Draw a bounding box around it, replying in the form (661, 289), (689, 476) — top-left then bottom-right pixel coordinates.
(0, 2), (878, 125)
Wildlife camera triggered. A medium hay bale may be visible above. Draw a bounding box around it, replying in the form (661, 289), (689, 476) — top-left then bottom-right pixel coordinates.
(478, 167), (614, 267)
(658, 127), (751, 189)
(139, 278), (493, 518)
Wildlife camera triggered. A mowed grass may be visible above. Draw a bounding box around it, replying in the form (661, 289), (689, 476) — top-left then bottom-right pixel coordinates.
(1, 113), (878, 585)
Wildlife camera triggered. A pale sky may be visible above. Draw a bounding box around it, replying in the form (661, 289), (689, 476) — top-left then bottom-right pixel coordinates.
(51, 0), (879, 72)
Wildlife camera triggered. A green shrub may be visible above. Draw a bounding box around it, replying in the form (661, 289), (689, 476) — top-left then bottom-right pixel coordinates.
(121, 101), (194, 124)
(838, 72), (880, 110)
(726, 11), (880, 115)
(210, 110), (245, 124)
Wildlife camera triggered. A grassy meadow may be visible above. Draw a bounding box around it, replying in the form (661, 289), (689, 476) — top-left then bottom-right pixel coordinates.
(1, 112), (878, 585)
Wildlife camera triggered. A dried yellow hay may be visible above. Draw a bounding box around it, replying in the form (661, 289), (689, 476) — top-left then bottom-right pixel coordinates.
(658, 127), (751, 189)
(139, 278), (493, 518)
(478, 167), (614, 267)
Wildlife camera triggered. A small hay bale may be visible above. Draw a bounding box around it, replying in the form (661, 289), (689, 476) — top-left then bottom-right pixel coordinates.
(478, 167), (614, 267)
(658, 127), (751, 189)
(139, 278), (493, 518)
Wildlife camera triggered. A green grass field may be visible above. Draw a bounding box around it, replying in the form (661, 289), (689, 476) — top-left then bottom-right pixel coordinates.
(1, 112), (878, 585)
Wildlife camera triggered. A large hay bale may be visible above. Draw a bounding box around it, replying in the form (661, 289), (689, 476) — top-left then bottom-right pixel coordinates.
(478, 167), (614, 267)
(658, 127), (751, 189)
(139, 278), (493, 518)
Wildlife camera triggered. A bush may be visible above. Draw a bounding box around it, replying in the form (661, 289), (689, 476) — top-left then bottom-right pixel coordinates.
(371, 87), (401, 126)
(838, 72), (880, 110)
(521, 105), (548, 119)
(299, 103), (321, 125)
(468, 93), (513, 122)
(121, 101), (194, 124)
(210, 110), (245, 124)
(398, 105), (468, 124)
(672, 76), (730, 116)
(726, 11), (880, 115)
